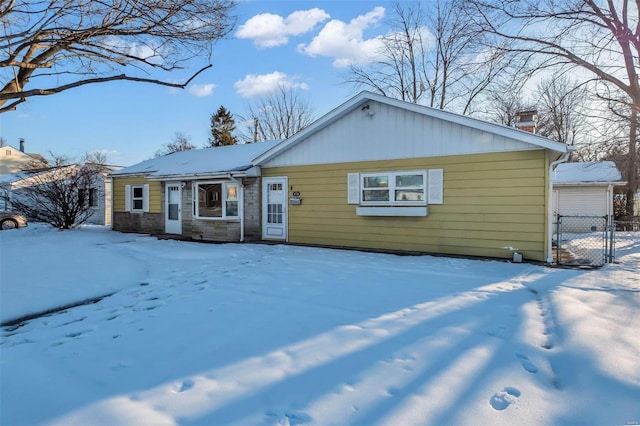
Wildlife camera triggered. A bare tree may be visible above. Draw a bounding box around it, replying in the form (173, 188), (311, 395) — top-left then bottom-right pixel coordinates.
(579, 96), (640, 216)
(85, 150), (108, 165)
(0, 0), (236, 113)
(484, 91), (528, 127)
(155, 132), (196, 157)
(535, 75), (589, 149)
(344, 0), (509, 114)
(0, 136), (5, 147)
(241, 86), (314, 142)
(10, 155), (105, 228)
(465, 0), (639, 215)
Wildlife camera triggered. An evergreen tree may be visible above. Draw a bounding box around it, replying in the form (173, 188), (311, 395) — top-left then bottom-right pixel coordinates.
(209, 106), (238, 147)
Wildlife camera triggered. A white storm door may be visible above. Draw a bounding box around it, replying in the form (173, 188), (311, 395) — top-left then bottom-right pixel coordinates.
(165, 182), (182, 234)
(262, 177), (287, 240)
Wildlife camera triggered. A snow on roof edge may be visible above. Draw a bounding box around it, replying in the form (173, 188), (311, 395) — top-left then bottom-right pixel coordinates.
(112, 140), (282, 178)
(553, 161), (624, 184)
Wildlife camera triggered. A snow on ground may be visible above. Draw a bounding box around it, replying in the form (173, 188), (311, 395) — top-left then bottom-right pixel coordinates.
(1, 225), (639, 425)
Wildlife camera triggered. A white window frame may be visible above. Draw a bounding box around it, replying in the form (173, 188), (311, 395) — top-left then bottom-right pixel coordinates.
(131, 185), (145, 212)
(360, 170), (428, 207)
(125, 184), (149, 213)
(194, 181), (240, 220)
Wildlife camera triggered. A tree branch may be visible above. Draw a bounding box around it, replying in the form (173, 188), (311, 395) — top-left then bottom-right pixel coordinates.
(0, 64), (212, 101)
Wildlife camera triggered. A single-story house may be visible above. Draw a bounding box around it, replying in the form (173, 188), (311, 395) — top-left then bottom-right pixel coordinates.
(252, 91), (569, 262)
(552, 161), (626, 217)
(112, 92), (569, 262)
(0, 164), (118, 226)
(110, 141), (281, 241)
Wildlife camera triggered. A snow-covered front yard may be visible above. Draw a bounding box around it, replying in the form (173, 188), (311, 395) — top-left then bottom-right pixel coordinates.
(1, 225), (639, 425)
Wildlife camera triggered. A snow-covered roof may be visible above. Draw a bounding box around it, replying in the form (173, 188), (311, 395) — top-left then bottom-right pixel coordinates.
(0, 171), (33, 185)
(0, 168), (65, 186)
(553, 161), (625, 184)
(1, 165), (118, 187)
(112, 141), (282, 179)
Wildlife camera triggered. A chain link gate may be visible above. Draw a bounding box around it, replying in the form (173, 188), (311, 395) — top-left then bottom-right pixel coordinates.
(555, 215), (615, 267)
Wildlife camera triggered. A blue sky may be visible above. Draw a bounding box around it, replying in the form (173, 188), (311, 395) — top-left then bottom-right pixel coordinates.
(1, 1), (397, 166)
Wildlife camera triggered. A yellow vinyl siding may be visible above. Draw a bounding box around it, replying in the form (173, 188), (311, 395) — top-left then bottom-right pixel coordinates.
(112, 176), (162, 213)
(263, 150), (549, 261)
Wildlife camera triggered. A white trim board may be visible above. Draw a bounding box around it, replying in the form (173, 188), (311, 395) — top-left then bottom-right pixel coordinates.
(356, 206), (428, 217)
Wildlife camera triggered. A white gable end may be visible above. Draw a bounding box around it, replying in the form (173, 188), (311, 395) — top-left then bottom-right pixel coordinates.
(261, 101), (541, 168)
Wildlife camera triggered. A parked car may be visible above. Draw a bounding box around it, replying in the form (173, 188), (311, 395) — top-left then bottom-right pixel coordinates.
(0, 211), (28, 230)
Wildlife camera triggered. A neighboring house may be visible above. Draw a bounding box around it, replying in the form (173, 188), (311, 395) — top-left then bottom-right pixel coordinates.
(110, 141), (281, 241)
(0, 164), (118, 226)
(0, 141), (47, 175)
(552, 161), (626, 218)
(253, 91), (568, 263)
(87, 165), (119, 226)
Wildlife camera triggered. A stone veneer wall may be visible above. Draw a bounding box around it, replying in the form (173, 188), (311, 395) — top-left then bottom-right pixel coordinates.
(183, 177), (261, 242)
(113, 212), (163, 234)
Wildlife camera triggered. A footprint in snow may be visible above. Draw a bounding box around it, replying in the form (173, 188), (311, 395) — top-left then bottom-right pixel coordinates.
(515, 353), (538, 373)
(175, 379), (195, 393)
(386, 387), (402, 396)
(264, 411), (311, 425)
(487, 325), (505, 338)
(489, 387), (521, 410)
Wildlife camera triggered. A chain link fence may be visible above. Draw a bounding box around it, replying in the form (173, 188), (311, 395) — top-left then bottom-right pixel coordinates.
(555, 215), (614, 267)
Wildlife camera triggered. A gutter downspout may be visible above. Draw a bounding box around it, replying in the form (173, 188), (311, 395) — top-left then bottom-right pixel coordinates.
(110, 175), (114, 229)
(546, 149), (572, 264)
(227, 174), (245, 242)
(607, 183), (614, 263)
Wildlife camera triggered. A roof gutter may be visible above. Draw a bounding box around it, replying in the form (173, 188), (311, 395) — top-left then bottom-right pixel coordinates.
(552, 181), (627, 187)
(144, 171), (248, 182)
(547, 149), (573, 264)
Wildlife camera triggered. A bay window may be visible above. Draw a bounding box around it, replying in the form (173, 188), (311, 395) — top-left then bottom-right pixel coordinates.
(195, 182), (239, 219)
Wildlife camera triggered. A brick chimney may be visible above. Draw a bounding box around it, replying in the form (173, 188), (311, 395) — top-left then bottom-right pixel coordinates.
(19, 138), (25, 152)
(516, 110), (537, 133)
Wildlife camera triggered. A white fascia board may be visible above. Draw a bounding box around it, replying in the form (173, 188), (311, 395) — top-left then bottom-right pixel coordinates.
(146, 172), (248, 181)
(356, 206), (428, 217)
(253, 91), (568, 166)
(111, 171), (155, 178)
(364, 92), (569, 153)
(245, 166), (261, 177)
(553, 181), (628, 187)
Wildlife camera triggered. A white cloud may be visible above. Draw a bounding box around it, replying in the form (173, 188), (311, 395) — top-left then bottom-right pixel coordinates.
(298, 6), (386, 68)
(236, 8), (329, 48)
(188, 83), (216, 97)
(102, 36), (167, 65)
(17, 113), (47, 120)
(234, 71), (308, 98)
(102, 37), (165, 65)
(285, 9), (330, 35)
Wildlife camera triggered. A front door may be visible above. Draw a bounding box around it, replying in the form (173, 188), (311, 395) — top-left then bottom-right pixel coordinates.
(262, 177), (287, 240)
(165, 182), (182, 234)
